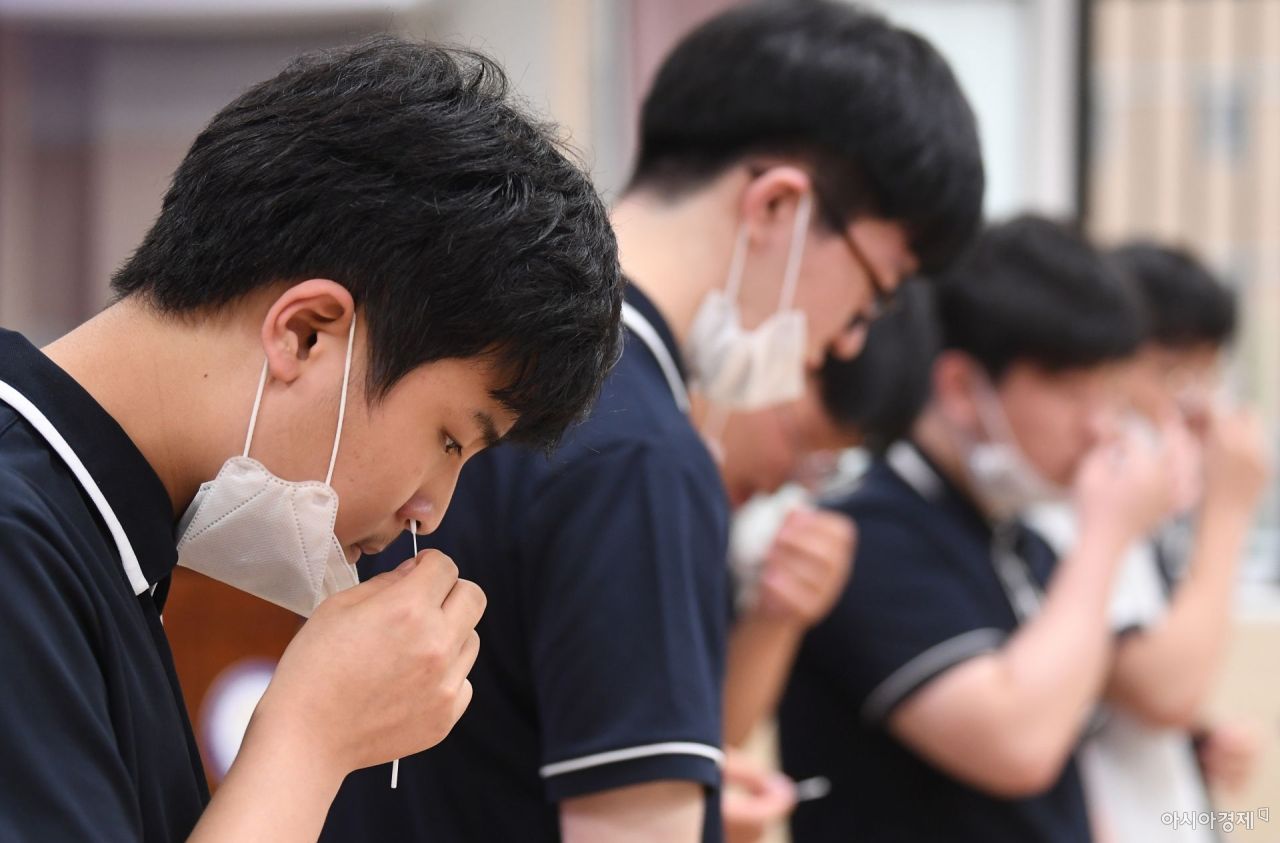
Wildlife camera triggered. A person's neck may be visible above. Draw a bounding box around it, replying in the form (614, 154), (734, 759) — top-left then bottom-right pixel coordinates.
(42, 298), (264, 517)
(610, 181), (742, 349)
(911, 406), (993, 519)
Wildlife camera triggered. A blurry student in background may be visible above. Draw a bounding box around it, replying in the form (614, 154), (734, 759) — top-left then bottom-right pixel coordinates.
(322, 4), (983, 842)
(715, 281), (943, 843)
(722, 280), (942, 744)
(779, 216), (1177, 843)
(1033, 243), (1270, 843)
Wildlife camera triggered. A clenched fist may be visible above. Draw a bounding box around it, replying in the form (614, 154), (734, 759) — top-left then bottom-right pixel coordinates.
(249, 548), (485, 775)
(757, 507), (856, 628)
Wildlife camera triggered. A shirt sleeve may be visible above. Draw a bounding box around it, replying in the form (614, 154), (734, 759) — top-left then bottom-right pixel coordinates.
(800, 501), (1008, 725)
(520, 439), (729, 802)
(0, 509), (143, 842)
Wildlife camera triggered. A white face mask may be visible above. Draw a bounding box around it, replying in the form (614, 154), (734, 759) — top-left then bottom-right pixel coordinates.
(963, 376), (1065, 520)
(683, 193), (812, 414)
(175, 317), (360, 617)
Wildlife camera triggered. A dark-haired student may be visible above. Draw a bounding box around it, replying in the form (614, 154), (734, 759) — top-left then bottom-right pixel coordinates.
(0, 38), (624, 843)
(713, 281), (944, 843)
(779, 217), (1179, 842)
(324, 2), (984, 841)
(1032, 243), (1270, 843)
(722, 279), (943, 750)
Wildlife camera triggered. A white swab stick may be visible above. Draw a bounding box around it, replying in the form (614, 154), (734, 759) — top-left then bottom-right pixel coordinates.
(794, 776), (831, 802)
(390, 521), (420, 790)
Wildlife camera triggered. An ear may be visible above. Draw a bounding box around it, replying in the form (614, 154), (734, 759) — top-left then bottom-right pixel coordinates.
(737, 165), (813, 250)
(931, 350), (982, 431)
(260, 279), (356, 385)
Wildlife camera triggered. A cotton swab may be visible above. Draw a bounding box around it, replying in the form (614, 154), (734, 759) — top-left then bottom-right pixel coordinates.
(794, 776), (831, 802)
(390, 521), (420, 790)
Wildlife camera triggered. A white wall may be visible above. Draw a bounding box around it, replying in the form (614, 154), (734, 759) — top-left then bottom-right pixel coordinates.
(861, 0), (1080, 221)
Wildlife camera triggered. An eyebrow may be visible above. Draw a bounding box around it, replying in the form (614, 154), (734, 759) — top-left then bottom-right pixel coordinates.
(474, 411), (503, 449)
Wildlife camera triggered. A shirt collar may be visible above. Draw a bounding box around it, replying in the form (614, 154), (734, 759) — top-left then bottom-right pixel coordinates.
(886, 439), (999, 538)
(623, 281), (687, 383)
(0, 329), (179, 589)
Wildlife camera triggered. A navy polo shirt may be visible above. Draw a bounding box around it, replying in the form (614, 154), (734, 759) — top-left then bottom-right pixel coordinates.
(779, 442), (1092, 843)
(322, 286), (730, 842)
(0, 330), (208, 841)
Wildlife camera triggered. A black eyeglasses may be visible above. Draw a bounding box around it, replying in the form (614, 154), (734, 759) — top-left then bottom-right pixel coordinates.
(839, 228), (899, 321)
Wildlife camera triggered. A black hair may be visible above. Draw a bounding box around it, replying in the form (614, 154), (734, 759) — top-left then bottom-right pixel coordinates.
(1110, 241), (1237, 350)
(628, 0), (984, 273)
(111, 37), (622, 450)
(818, 279), (939, 453)
(934, 215), (1143, 379)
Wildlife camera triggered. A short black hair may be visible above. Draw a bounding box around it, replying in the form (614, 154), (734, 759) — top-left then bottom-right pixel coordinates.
(1111, 241), (1237, 350)
(628, 0), (983, 273)
(819, 279), (939, 453)
(935, 215), (1143, 379)
(111, 37), (622, 449)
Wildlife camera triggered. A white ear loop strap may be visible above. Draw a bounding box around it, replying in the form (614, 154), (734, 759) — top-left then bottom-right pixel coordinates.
(777, 191), (812, 311)
(722, 225), (751, 303)
(325, 316), (358, 486)
(241, 315), (358, 482)
(242, 361), (270, 458)
(390, 518), (420, 791)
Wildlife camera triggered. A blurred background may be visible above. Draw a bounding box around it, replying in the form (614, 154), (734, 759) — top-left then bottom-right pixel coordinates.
(1, 0), (1277, 836)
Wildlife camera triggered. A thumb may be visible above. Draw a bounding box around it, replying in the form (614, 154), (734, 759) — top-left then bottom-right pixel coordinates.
(335, 553), (420, 607)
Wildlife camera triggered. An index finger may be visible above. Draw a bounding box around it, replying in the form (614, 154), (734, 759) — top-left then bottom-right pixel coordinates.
(392, 549), (462, 608)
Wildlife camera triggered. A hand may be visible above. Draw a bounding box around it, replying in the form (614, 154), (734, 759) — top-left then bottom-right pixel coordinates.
(1198, 718), (1263, 794)
(250, 549), (485, 776)
(1074, 422), (1178, 554)
(722, 750), (797, 843)
(755, 508), (855, 628)
(1200, 404), (1271, 515)
(1162, 415), (1204, 517)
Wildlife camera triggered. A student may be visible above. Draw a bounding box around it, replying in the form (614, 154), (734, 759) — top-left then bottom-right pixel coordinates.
(322, 4), (984, 842)
(716, 284), (943, 843)
(779, 216), (1176, 842)
(0, 39), (622, 843)
(722, 280), (943, 750)
(1042, 243), (1269, 843)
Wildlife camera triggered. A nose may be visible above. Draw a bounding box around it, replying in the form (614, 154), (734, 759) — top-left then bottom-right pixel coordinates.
(829, 322), (869, 362)
(1086, 402), (1122, 447)
(406, 460), (465, 535)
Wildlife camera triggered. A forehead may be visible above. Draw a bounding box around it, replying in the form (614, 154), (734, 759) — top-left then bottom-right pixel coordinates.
(1002, 362), (1125, 403)
(851, 216), (918, 275)
(1157, 342), (1221, 372)
(375, 356), (516, 430)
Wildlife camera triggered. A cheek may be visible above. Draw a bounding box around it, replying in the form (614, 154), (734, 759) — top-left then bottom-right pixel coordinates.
(1007, 398), (1070, 477)
(759, 421), (800, 489)
(799, 251), (861, 349)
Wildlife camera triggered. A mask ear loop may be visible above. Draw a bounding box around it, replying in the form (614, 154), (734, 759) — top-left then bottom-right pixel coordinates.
(723, 224), (751, 304)
(241, 313), (358, 470)
(242, 362), (270, 458)
(325, 315), (358, 486)
(970, 368), (1019, 447)
(776, 191), (812, 312)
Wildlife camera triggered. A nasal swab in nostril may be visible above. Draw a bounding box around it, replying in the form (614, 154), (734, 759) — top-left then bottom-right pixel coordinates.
(390, 521), (419, 790)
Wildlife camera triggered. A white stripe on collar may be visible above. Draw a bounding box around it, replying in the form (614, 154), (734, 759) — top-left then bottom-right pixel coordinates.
(621, 301), (691, 415)
(885, 441), (944, 501)
(0, 380), (151, 595)
(886, 439), (1045, 622)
